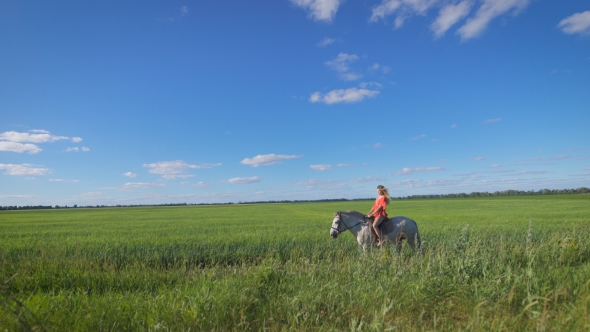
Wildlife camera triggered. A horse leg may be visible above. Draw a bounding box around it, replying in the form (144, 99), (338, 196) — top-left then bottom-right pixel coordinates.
(395, 239), (402, 253)
(407, 234), (416, 251)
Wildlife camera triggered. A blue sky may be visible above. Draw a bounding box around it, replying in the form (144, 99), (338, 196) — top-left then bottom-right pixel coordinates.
(1, 0), (589, 206)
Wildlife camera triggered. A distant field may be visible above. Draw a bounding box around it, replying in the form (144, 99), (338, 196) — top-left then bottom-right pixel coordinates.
(1, 195), (589, 331)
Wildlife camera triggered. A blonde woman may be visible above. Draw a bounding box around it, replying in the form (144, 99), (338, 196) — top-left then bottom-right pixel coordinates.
(366, 185), (391, 246)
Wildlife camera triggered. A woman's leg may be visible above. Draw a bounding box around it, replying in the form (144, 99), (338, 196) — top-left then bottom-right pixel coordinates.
(373, 216), (384, 245)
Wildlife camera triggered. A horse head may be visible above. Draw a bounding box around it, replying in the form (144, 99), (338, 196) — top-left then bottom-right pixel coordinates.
(330, 212), (343, 238)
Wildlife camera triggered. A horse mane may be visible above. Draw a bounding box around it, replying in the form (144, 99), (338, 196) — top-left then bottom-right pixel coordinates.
(337, 210), (365, 219)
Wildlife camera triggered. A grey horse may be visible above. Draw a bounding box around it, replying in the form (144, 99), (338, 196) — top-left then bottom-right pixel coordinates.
(329, 210), (421, 251)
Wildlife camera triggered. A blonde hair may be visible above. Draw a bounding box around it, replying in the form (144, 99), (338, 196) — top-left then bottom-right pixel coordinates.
(377, 185), (391, 204)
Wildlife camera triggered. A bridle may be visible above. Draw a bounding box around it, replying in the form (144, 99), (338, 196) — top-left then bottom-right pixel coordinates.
(331, 213), (364, 235)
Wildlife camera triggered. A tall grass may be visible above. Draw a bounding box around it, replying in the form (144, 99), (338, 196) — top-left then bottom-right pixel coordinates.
(1, 195), (589, 330)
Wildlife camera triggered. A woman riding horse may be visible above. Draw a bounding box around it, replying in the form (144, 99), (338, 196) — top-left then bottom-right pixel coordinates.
(366, 185), (391, 246)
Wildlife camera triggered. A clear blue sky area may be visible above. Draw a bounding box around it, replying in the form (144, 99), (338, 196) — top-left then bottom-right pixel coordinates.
(1, 0), (589, 205)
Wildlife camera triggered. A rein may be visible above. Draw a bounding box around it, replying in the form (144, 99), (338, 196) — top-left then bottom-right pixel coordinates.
(331, 214), (365, 235)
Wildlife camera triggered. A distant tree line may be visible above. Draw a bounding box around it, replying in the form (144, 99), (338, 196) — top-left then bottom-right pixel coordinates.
(397, 187), (590, 200)
(2, 187), (589, 211)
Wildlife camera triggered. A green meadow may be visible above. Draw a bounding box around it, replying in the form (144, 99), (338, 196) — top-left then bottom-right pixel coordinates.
(1, 195), (589, 331)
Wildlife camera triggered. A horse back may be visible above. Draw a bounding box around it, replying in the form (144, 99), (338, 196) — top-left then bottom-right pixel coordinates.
(380, 216), (418, 235)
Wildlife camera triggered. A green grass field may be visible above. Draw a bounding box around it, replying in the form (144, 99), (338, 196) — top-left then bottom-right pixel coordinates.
(1, 195), (589, 331)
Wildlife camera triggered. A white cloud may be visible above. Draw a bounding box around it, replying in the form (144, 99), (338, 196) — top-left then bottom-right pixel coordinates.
(451, 124), (458, 128)
(473, 156), (486, 161)
(71, 137), (83, 143)
(371, 143), (385, 148)
(0, 130), (72, 143)
(317, 37), (336, 46)
(457, 0), (531, 40)
(227, 176), (262, 184)
(123, 172), (138, 178)
(0, 164), (50, 176)
(181, 5), (188, 16)
(325, 53), (361, 81)
(122, 182), (166, 190)
(558, 11), (590, 35)
(337, 163), (354, 167)
(490, 164), (506, 168)
(291, 0), (342, 22)
(0, 142), (42, 154)
(394, 167), (446, 175)
(240, 154), (302, 167)
(431, 1), (472, 37)
(66, 147), (79, 152)
(310, 164), (332, 171)
(143, 160), (221, 179)
(0, 130), (83, 154)
(310, 88), (379, 104)
(483, 118), (502, 124)
(192, 181), (210, 188)
(81, 147), (90, 152)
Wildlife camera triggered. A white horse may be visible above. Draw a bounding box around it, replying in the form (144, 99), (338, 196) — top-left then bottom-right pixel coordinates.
(329, 210), (422, 251)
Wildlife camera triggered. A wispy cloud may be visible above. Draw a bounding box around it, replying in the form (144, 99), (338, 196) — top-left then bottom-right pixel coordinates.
(432, 1), (472, 37)
(349, 176), (385, 183)
(122, 182), (166, 190)
(241, 154), (303, 167)
(337, 163), (354, 167)
(317, 37), (336, 46)
(483, 118), (501, 124)
(49, 179), (79, 183)
(295, 179), (337, 188)
(457, 0), (531, 40)
(310, 88), (379, 104)
(359, 81), (383, 89)
(473, 156), (485, 161)
(123, 172), (138, 178)
(558, 11), (590, 35)
(143, 160), (221, 179)
(227, 176), (262, 184)
(310, 164), (332, 171)
(325, 53), (362, 81)
(490, 164), (506, 168)
(370, 0), (532, 40)
(394, 167), (446, 175)
(291, 0), (343, 22)
(411, 134), (426, 140)
(370, 0), (437, 27)
(66, 147), (90, 152)
(0, 163), (50, 176)
(450, 124), (458, 129)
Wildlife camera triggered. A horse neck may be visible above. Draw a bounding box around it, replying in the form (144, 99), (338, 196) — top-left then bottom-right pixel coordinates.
(342, 214), (364, 235)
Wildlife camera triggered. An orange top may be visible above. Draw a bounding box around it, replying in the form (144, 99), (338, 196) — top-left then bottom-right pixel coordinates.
(371, 195), (388, 218)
